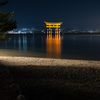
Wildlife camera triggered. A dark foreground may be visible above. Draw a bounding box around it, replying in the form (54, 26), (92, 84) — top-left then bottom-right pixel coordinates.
(2, 64), (100, 100)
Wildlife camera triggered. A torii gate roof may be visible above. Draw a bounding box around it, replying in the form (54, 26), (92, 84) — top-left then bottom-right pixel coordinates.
(44, 21), (62, 25)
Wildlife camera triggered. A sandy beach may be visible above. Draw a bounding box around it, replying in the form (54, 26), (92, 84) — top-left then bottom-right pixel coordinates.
(1, 56), (100, 100)
(0, 56), (100, 67)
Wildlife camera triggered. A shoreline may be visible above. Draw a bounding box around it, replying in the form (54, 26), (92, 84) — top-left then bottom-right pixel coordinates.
(0, 49), (100, 61)
(0, 55), (100, 68)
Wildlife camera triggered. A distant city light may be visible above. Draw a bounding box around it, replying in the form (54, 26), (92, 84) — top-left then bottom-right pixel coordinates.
(7, 27), (100, 34)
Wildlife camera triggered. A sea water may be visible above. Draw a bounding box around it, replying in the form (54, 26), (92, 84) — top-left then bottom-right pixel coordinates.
(0, 34), (100, 60)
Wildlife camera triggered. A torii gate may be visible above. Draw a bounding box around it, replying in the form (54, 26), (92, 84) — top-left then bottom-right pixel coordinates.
(44, 21), (62, 34)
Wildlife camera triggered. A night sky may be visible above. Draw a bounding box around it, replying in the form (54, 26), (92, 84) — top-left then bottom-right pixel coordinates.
(1, 0), (100, 30)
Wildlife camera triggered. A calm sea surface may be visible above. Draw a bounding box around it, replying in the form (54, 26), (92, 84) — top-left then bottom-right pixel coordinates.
(0, 34), (100, 60)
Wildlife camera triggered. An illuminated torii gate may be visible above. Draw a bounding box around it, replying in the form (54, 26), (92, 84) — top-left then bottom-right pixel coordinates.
(44, 21), (62, 34)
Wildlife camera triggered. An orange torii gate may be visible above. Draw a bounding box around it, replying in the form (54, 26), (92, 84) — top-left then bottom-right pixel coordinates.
(44, 21), (62, 34)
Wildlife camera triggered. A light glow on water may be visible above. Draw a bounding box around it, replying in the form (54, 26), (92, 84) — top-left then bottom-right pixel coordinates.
(0, 34), (100, 60)
(46, 34), (61, 58)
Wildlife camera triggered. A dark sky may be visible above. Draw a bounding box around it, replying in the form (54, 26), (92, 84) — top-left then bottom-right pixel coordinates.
(1, 0), (100, 30)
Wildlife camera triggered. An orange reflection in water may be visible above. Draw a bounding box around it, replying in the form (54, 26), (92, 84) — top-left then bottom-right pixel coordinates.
(46, 34), (61, 58)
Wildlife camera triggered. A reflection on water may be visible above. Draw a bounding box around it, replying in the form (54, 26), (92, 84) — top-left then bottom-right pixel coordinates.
(1, 34), (100, 60)
(46, 34), (61, 58)
(18, 35), (27, 51)
(23, 35), (27, 52)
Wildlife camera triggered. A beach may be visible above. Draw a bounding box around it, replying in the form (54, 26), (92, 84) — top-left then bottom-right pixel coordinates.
(0, 56), (100, 100)
(0, 56), (100, 67)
